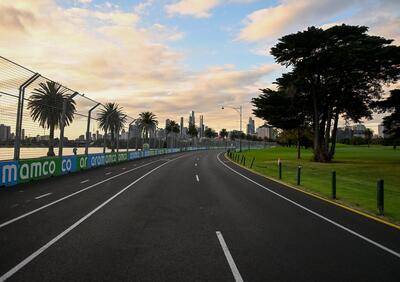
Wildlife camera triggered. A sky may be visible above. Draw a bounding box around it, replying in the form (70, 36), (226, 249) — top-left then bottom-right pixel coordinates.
(0, 0), (399, 133)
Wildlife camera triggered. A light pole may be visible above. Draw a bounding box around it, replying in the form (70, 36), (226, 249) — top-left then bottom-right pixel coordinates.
(221, 105), (242, 152)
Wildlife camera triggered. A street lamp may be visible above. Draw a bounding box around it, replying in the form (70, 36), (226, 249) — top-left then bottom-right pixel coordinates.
(221, 105), (242, 152)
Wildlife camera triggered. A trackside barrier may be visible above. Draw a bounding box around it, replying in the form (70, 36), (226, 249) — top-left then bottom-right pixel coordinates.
(0, 147), (215, 187)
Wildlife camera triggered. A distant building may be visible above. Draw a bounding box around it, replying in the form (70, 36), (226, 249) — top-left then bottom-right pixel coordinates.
(336, 126), (353, 140)
(78, 135), (85, 141)
(352, 124), (367, 138)
(165, 119), (171, 130)
(129, 123), (140, 138)
(180, 117), (184, 137)
(189, 111), (195, 127)
(246, 117), (255, 135)
(0, 124), (11, 141)
(256, 123), (277, 140)
(199, 115), (204, 138)
(378, 124), (387, 138)
(120, 129), (128, 140)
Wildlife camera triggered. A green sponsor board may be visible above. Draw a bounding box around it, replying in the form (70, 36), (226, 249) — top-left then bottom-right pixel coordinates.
(105, 153), (118, 165)
(76, 155), (89, 170)
(117, 152), (128, 162)
(18, 157), (61, 184)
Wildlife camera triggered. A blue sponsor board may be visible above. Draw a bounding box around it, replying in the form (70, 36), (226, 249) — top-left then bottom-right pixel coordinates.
(61, 156), (77, 174)
(0, 161), (19, 187)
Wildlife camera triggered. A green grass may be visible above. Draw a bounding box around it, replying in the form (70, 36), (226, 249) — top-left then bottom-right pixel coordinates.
(232, 144), (400, 223)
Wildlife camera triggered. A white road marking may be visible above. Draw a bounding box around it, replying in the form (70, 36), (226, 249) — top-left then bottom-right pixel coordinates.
(0, 155), (185, 281)
(0, 159), (164, 229)
(217, 153), (400, 259)
(216, 231), (244, 282)
(196, 174), (200, 182)
(195, 163), (197, 167)
(105, 172), (112, 175)
(10, 204), (19, 209)
(34, 193), (52, 200)
(80, 179), (89, 184)
(122, 167), (126, 170)
(18, 191), (24, 193)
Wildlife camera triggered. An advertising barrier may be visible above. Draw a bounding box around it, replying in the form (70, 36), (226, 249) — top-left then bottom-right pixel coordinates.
(0, 147), (218, 187)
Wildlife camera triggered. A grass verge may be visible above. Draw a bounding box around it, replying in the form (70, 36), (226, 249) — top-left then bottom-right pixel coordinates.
(229, 144), (400, 224)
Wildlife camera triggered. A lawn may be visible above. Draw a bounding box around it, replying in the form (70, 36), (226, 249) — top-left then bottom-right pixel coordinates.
(231, 144), (400, 223)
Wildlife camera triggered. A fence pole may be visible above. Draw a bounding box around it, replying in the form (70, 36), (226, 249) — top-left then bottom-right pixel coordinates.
(377, 179), (384, 215)
(250, 157), (255, 168)
(14, 73), (40, 160)
(332, 171), (336, 199)
(297, 166), (301, 185)
(59, 91), (79, 157)
(278, 159), (282, 179)
(85, 103), (101, 155)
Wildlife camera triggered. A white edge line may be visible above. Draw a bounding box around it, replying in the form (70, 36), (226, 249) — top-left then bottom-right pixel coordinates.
(34, 193), (52, 200)
(0, 159), (164, 229)
(216, 231), (244, 282)
(216, 152), (400, 259)
(0, 155), (185, 281)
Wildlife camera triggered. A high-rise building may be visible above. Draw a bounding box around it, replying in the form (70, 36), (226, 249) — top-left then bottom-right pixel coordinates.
(129, 123), (140, 138)
(0, 124), (11, 141)
(180, 117), (184, 137)
(256, 123), (277, 140)
(189, 111), (195, 127)
(199, 115), (204, 138)
(378, 124), (387, 138)
(246, 117), (255, 135)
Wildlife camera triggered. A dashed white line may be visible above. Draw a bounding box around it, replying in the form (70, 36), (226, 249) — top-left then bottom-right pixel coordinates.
(105, 172), (112, 175)
(122, 167), (126, 170)
(216, 231), (244, 282)
(34, 193), (52, 200)
(10, 204), (19, 209)
(0, 155), (185, 281)
(80, 179), (89, 184)
(195, 163), (197, 167)
(196, 174), (200, 182)
(217, 152), (400, 259)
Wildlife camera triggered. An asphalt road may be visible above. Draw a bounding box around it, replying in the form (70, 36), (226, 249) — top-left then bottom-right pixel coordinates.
(0, 150), (399, 281)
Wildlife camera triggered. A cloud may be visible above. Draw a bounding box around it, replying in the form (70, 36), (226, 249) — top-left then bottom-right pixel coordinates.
(239, 0), (356, 42)
(165, 0), (256, 18)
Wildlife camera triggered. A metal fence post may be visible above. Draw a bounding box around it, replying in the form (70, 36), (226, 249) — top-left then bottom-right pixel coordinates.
(332, 171), (336, 199)
(14, 73), (40, 160)
(59, 92), (79, 157)
(377, 179), (384, 215)
(297, 166), (301, 185)
(250, 157), (255, 168)
(278, 159), (282, 179)
(85, 103), (101, 155)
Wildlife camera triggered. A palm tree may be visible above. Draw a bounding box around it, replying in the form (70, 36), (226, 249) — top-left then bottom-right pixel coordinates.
(136, 112), (158, 144)
(219, 128), (228, 139)
(98, 102), (127, 152)
(28, 81), (76, 156)
(166, 120), (180, 148)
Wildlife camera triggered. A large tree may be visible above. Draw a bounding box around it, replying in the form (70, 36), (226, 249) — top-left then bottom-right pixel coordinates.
(373, 89), (400, 149)
(136, 112), (158, 143)
(205, 127), (217, 138)
(165, 120), (180, 148)
(269, 24), (400, 162)
(252, 74), (310, 159)
(98, 102), (127, 152)
(28, 81), (76, 156)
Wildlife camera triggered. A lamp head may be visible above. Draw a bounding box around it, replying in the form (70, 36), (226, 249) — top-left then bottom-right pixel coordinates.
(221, 106), (224, 110)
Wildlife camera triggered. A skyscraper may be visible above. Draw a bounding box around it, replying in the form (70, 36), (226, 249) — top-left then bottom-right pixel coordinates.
(189, 111), (195, 127)
(180, 117), (184, 137)
(246, 117), (255, 135)
(199, 115), (204, 138)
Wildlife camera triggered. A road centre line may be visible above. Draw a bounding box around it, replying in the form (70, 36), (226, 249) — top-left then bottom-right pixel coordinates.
(0, 155), (185, 281)
(217, 153), (400, 259)
(0, 158), (166, 229)
(216, 231), (244, 282)
(196, 174), (200, 182)
(80, 179), (89, 184)
(34, 193), (52, 200)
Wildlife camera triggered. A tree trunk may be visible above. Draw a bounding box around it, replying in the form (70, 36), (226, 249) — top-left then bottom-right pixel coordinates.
(111, 130), (115, 153)
(297, 128), (301, 159)
(329, 110), (340, 159)
(48, 124), (55, 156)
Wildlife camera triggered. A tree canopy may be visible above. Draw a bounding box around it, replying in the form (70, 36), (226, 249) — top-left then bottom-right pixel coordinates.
(253, 24), (400, 162)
